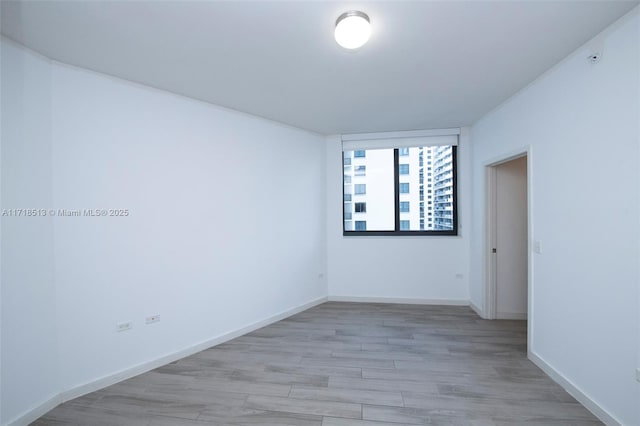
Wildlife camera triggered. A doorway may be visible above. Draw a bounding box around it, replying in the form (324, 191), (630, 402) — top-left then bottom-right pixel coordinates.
(485, 153), (529, 322)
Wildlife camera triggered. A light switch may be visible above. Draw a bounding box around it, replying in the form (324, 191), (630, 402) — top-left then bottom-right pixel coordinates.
(534, 240), (542, 254)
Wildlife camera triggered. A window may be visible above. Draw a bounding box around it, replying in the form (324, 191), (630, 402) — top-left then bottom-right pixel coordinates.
(341, 140), (457, 235)
(344, 175), (351, 184)
(344, 203), (352, 220)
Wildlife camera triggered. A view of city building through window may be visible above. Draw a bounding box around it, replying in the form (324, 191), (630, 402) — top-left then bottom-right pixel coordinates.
(343, 145), (456, 233)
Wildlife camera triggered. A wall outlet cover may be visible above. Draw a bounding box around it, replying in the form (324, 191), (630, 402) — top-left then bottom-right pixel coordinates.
(145, 315), (160, 324)
(116, 321), (132, 332)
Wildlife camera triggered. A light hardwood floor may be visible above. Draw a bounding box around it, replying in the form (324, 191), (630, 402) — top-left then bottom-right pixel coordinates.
(33, 302), (602, 425)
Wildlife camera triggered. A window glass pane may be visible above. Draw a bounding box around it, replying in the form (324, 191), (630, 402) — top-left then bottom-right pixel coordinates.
(400, 201), (410, 212)
(432, 145), (455, 231)
(399, 164), (409, 175)
(343, 149), (394, 231)
(402, 146), (455, 231)
(344, 202), (352, 220)
(400, 220), (410, 230)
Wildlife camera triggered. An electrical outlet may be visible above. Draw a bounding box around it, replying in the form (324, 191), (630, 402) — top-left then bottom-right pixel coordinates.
(116, 321), (132, 332)
(146, 315), (160, 325)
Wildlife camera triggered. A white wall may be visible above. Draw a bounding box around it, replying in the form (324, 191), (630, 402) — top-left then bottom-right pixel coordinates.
(50, 63), (327, 396)
(326, 130), (471, 303)
(1, 41), (59, 424)
(1, 39), (328, 425)
(495, 156), (527, 319)
(470, 8), (639, 425)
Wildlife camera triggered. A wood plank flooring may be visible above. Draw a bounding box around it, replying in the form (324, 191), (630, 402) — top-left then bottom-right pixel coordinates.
(33, 302), (602, 425)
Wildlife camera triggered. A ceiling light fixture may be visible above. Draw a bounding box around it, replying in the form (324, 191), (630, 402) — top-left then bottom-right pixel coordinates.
(334, 11), (371, 50)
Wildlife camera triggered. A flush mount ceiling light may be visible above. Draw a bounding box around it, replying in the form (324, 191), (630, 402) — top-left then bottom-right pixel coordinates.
(334, 11), (371, 49)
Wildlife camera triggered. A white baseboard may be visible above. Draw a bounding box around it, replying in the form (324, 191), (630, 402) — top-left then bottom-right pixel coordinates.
(328, 295), (468, 306)
(528, 351), (621, 426)
(469, 301), (484, 318)
(6, 296), (328, 426)
(5, 393), (62, 426)
(496, 311), (527, 320)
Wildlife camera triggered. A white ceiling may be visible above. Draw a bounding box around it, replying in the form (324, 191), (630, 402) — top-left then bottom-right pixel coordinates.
(2, 1), (637, 135)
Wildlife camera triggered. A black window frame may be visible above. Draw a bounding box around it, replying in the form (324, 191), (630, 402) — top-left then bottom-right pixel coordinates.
(342, 146), (458, 236)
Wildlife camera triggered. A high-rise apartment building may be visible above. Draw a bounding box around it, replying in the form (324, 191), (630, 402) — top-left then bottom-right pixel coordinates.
(432, 145), (455, 230)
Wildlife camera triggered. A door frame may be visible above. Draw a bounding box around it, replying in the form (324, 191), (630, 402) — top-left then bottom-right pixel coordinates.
(483, 146), (533, 350)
